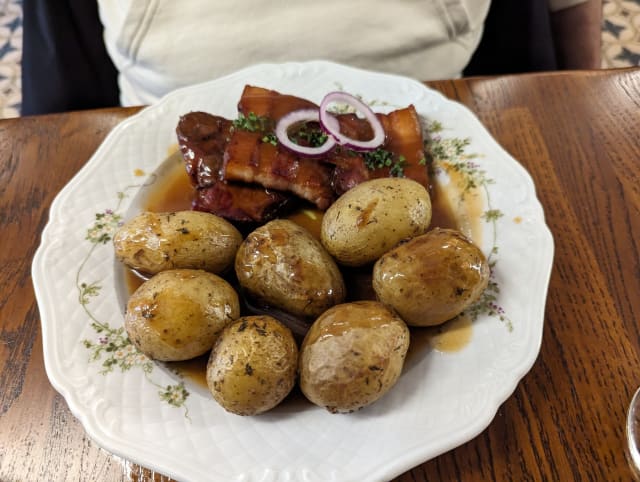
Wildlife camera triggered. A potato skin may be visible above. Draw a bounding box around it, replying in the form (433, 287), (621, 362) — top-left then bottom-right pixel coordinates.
(206, 316), (298, 416)
(125, 269), (240, 361)
(113, 211), (242, 275)
(235, 219), (345, 318)
(298, 301), (410, 413)
(372, 228), (490, 326)
(320, 177), (431, 267)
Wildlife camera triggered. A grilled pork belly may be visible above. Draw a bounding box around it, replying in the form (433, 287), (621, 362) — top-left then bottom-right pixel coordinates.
(223, 129), (336, 209)
(328, 106), (429, 195)
(378, 105), (429, 188)
(176, 111), (231, 187)
(175, 86), (430, 223)
(193, 181), (291, 224)
(225, 86), (336, 209)
(237, 85), (317, 121)
(177, 111), (292, 223)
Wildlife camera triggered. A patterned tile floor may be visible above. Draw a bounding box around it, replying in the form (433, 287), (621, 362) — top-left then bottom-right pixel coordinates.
(0, 0), (21, 118)
(1, 0), (639, 119)
(603, 0), (640, 66)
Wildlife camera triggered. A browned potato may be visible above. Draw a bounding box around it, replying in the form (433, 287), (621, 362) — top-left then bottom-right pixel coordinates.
(206, 316), (298, 416)
(235, 219), (345, 318)
(113, 211), (242, 275)
(372, 228), (490, 326)
(320, 177), (431, 267)
(298, 301), (410, 413)
(125, 269), (240, 361)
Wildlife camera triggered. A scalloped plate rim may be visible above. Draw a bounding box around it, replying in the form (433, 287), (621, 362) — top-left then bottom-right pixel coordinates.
(32, 60), (554, 482)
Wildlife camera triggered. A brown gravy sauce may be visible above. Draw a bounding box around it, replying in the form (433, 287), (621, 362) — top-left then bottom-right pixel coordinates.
(125, 157), (483, 386)
(170, 354), (209, 389)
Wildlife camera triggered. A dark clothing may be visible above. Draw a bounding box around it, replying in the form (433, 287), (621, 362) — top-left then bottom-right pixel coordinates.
(21, 0), (119, 115)
(465, 0), (558, 76)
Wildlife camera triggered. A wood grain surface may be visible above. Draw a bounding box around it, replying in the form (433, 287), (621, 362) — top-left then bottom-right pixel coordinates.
(1, 69), (639, 481)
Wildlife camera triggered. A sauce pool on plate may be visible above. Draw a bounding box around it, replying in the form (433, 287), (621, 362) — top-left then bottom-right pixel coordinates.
(125, 153), (480, 386)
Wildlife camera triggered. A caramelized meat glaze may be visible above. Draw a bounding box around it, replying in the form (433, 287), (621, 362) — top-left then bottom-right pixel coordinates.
(176, 85), (430, 223)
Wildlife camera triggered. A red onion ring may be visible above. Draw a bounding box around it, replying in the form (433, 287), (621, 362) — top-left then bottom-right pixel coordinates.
(274, 109), (336, 157)
(319, 91), (385, 151)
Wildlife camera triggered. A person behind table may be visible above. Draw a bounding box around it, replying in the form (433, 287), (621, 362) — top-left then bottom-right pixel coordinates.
(20, 0), (601, 115)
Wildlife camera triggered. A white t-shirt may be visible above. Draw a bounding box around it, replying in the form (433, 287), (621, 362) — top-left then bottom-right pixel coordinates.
(97, 0), (588, 106)
(97, 0), (491, 106)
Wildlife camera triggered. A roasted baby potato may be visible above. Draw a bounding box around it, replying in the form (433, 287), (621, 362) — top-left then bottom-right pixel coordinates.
(113, 210), (242, 275)
(235, 219), (345, 318)
(373, 228), (490, 326)
(125, 269), (240, 361)
(206, 315), (298, 416)
(320, 177), (431, 267)
(298, 301), (410, 413)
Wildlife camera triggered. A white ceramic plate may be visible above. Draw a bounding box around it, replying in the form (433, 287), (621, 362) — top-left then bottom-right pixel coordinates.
(32, 61), (553, 482)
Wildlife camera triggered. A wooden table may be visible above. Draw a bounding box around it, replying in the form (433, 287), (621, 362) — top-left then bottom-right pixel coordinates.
(1, 68), (639, 481)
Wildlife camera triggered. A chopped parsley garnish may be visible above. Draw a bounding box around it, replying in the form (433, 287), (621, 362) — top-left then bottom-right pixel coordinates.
(292, 125), (329, 147)
(363, 148), (406, 177)
(363, 148), (394, 169)
(232, 112), (273, 133)
(232, 113), (328, 148)
(389, 156), (406, 177)
(233, 112), (279, 145)
(262, 133), (277, 145)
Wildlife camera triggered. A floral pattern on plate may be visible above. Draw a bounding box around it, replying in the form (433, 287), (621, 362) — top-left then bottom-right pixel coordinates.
(33, 61), (553, 482)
